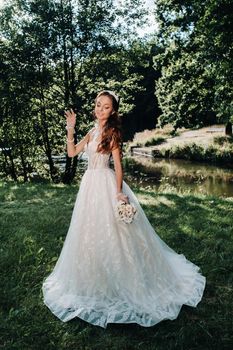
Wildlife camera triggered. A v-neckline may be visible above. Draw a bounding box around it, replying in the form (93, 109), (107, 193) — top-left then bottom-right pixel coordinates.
(90, 127), (102, 143)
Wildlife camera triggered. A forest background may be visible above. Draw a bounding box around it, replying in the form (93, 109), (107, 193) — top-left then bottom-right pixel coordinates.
(0, 0), (232, 184)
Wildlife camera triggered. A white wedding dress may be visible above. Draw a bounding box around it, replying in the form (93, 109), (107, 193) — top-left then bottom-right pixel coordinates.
(42, 127), (206, 328)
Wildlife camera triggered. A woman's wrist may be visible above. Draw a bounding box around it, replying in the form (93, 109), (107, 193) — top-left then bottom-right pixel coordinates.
(117, 191), (123, 195)
(117, 191), (126, 198)
(116, 191), (129, 203)
(66, 125), (76, 134)
(66, 123), (75, 128)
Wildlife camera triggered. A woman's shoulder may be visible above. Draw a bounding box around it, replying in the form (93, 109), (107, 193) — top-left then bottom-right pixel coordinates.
(88, 126), (96, 134)
(85, 126), (96, 139)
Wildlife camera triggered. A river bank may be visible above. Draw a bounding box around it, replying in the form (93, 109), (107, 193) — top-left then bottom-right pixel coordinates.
(126, 124), (233, 167)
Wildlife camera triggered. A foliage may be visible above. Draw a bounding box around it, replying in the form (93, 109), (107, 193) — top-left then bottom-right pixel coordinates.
(213, 135), (233, 146)
(144, 136), (166, 147)
(157, 142), (233, 165)
(0, 0), (154, 182)
(154, 0), (233, 129)
(125, 123), (178, 151)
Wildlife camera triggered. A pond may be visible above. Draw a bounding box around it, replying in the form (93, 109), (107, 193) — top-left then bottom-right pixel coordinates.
(122, 156), (233, 198)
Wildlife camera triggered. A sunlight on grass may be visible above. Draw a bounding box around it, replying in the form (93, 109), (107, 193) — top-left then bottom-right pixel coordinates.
(137, 192), (176, 208)
(0, 181), (232, 350)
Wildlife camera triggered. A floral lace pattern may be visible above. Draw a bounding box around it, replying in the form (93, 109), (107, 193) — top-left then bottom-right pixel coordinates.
(42, 127), (206, 328)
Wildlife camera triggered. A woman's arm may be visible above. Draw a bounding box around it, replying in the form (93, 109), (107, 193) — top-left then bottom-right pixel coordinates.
(112, 147), (123, 193)
(65, 109), (96, 157)
(68, 128), (95, 158)
(67, 133), (88, 158)
(112, 146), (129, 203)
(65, 108), (77, 157)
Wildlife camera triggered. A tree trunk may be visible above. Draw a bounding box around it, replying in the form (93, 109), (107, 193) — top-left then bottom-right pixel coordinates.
(7, 149), (17, 181)
(39, 83), (58, 182)
(19, 145), (28, 182)
(70, 154), (78, 181)
(42, 120), (58, 182)
(225, 122), (232, 136)
(16, 121), (28, 182)
(60, 0), (70, 106)
(60, 0), (74, 184)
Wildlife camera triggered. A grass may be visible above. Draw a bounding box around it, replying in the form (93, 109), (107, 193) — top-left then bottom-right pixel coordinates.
(0, 180), (233, 350)
(125, 124), (182, 150)
(144, 137), (166, 147)
(157, 142), (233, 166)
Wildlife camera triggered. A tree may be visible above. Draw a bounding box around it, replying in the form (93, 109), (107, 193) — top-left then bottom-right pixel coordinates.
(0, 0), (151, 182)
(154, 0), (233, 132)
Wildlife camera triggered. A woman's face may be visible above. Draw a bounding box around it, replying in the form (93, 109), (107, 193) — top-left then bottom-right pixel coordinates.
(94, 95), (114, 123)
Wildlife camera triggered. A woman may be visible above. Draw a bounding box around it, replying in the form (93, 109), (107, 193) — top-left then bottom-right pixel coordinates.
(42, 90), (206, 329)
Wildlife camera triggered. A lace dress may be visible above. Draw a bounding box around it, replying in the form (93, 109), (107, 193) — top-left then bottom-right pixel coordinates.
(42, 127), (206, 328)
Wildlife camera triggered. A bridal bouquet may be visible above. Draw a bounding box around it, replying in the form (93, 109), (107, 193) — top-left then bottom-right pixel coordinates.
(115, 200), (137, 224)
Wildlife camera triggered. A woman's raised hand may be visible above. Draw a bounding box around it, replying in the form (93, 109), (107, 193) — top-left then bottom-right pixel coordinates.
(65, 108), (76, 128)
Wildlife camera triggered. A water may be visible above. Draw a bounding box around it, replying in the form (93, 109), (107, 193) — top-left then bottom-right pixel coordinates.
(53, 154), (233, 197)
(123, 156), (233, 197)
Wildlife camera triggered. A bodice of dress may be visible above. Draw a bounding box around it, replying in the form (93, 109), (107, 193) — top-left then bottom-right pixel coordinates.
(84, 127), (111, 170)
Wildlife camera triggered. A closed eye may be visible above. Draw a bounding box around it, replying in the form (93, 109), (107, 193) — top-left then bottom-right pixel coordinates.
(97, 103), (110, 108)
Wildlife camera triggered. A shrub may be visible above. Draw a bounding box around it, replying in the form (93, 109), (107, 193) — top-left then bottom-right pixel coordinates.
(213, 136), (233, 145)
(144, 136), (166, 147)
(160, 143), (233, 165)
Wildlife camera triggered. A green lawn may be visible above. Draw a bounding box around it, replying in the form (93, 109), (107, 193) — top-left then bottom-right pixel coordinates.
(0, 181), (232, 350)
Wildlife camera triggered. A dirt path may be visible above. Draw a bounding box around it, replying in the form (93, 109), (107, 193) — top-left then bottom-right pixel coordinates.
(164, 125), (225, 147)
(131, 125), (225, 157)
(133, 125), (225, 155)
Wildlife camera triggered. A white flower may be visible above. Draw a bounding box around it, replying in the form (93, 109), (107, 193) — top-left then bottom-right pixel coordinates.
(115, 200), (137, 224)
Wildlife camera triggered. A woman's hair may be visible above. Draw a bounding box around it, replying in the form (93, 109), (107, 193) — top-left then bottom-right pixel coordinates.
(93, 90), (122, 155)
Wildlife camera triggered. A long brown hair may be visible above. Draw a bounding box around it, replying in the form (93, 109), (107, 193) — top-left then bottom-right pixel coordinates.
(93, 90), (122, 155)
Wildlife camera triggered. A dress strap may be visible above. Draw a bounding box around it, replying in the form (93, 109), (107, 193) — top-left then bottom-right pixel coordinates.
(92, 126), (102, 142)
(88, 127), (97, 142)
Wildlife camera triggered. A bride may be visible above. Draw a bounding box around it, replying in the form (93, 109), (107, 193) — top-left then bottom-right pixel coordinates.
(42, 90), (206, 328)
